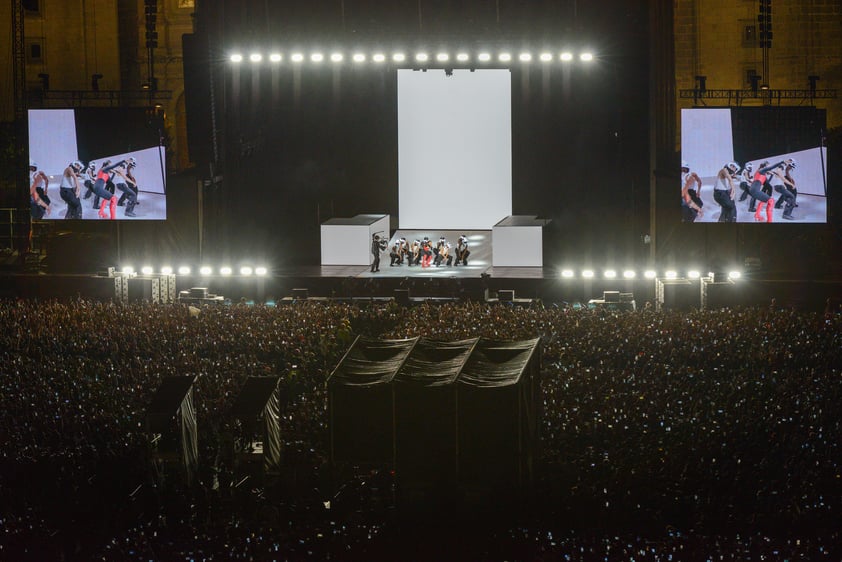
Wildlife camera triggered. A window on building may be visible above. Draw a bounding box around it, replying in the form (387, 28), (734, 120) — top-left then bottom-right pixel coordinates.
(22, 0), (40, 14)
(741, 21), (757, 48)
(26, 39), (44, 64)
(745, 68), (759, 89)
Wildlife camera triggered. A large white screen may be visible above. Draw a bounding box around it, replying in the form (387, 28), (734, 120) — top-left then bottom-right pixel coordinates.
(681, 108), (733, 178)
(398, 69), (512, 230)
(28, 109), (78, 177)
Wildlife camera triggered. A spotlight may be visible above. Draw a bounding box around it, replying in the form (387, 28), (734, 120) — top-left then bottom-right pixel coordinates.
(220, 266), (233, 276)
(539, 52), (553, 62)
(352, 53), (366, 62)
(560, 52), (573, 62)
(269, 53), (282, 63)
(623, 270), (636, 279)
(121, 266), (134, 275)
(456, 53), (469, 62)
(582, 269), (595, 279)
(199, 266), (213, 276)
(141, 266), (154, 276)
(249, 53), (262, 63)
(240, 266), (253, 276)
(688, 270), (701, 279)
(255, 266), (268, 276)
(518, 53), (532, 62)
(728, 271), (742, 280)
(478, 52), (491, 62)
(604, 269), (617, 279)
(415, 52), (429, 62)
(310, 53), (324, 62)
(392, 53), (406, 62)
(291, 53), (304, 63)
(436, 53), (449, 62)
(372, 53), (386, 63)
(665, 270), (678, 279)
(330, 53), (343, 62)
(644, 270), (657, 279)
(230, 53), (243, 63)
(561, 269), (575, 279)
(499, 52), (512, 62)
(178, 266), (191, 275)
(580, 52), (594, 62)
(160, 266), (173, 275)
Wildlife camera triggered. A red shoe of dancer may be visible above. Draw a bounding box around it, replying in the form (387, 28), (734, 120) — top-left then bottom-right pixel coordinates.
(766, 197), (775, 223)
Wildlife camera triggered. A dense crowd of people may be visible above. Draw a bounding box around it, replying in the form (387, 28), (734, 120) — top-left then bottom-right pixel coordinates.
(0, 298), (840, 560)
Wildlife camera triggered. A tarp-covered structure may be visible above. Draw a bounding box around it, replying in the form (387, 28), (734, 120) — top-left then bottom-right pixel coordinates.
(328, 337), (541, 494)
(229, 376), (283, 474)
(146, 376), (199, 485)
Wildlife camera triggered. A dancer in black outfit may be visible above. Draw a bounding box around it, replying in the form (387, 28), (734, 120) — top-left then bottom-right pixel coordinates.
(59, 161), (84, 219)
(713, 162), (738, 222)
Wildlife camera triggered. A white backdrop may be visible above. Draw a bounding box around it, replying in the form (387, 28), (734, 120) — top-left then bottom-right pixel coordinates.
(28, 109), (78, 177)
(750, 147), (827, 197)
(398, 69), (512, 230)
(681, 108), (734, 178)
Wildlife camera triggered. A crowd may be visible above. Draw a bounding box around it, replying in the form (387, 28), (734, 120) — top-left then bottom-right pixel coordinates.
(0, 298), (840, 560)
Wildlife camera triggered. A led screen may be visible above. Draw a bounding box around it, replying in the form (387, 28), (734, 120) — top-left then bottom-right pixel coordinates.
(28, 108), (166, 221)
(680, 107), (827, 223)
(398, 69), (512, 230)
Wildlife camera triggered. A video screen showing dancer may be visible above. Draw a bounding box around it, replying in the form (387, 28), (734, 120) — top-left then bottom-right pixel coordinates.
(27, 108), (166, 221)
(680, 107), (827, 223)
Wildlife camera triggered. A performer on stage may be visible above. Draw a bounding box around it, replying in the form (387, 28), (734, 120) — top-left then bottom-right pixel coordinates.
(434, 242), (453, 267)
(118, 158), (140, 208)
(738, 162), (753, 202)
(389, 238), (404, 266)
(775, 160), (798, 210)
(408, 239), (421, 266)
(29, 162), (51, 219)
(769, 161), (797, 220)
(112, 159), (138, 217)
(455, 235), (470, 266)
(59, 161), (84, 220)
(420, 237), (434, 268)
(91, 160), (121, 219)
(370, 234), (386, 273)
(81, 162), (96, 200)
(748, 160), (791, 222)
(713, 162), (738, 223)
(680, 161), (703, 222)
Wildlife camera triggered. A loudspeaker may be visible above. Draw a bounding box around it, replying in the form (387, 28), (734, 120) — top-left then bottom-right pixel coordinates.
(498, 290), (515, 303)
(292, 288), (309, 299)
(394, 288), (410, 306)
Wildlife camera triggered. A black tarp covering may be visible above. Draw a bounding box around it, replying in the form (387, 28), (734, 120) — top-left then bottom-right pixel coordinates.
(328, 336), (418, 464)
(230, 377), (283, 474)
(393, 339), (479, 493)
(146, 376), (199, 485)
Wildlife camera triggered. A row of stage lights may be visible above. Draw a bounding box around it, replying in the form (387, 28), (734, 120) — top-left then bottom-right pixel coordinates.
(560, 269), (742, 280)
(229, 50), (595, 65)
(119, 266), (269, 277)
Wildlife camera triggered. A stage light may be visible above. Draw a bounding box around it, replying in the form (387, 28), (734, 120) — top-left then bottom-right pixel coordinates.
(436, 53), (449, 62)
(291, 53), (304, 63)
(330, 52), (344, 62)
(240, 266), (254, 276)
(415, 52), (429, 62)
(199, 266), (213, 276)
(255, 266), (268, 276)
(230, 53), (243, 63)
(560, 52), (573, 62)
(456, 52), (469, 62)
(141, 266), (154, 275)
(352, 53), (366, 63)
(580, 52), (594, 62)
(604, 269), (617, 279)
(728, 271), (742, 280)
(688, 270), (701, 279)
(582, 269), (595, 279)
(161, 266), (173, 275)
(499, 52), (512, 62)
(623, 270), (636, 279)
(220, 266), (233, 276)
(644, 270), (657, 279)
(121, 266), (134, 275)
(539, 52), (553, 62)
(372, 53), (386, 63)
(269, 53), (282, 63)
(178, 266), (191, 275)
(478, 52), (491, 62)
(310, 53), (324, 62)
(249, 53), (262, 63)
(665, 270), (678, 279)
(518, 53), (532, 62)
(561, 269), (575, 279)
(392, 52), (406, 62)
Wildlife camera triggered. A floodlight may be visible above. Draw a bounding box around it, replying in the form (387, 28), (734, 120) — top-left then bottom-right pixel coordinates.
(141, 266), (154, 275)
(291, 53), (304, 62)
(392, 53), (406, 62)
(230, 54), (243, 63)
(456, 53), (469, 62)
(121, 266), (134, 275)
(688, 270), (701, 279)
(240, 266), (254, 276)
(561, 269), (575, 279)
(220, 266), (233, 276)
(582, 269), (595, 279)
(623, 270), (636, 279)
(255, 266), (268, 276)
(178, 266), (191, 275)
(310, 53), (324, 62)
(478, 52), (491, 62)
(665, 270), (678, 279)
(518, 53), (532, 62)
(249, 53), (262, 63)
(560, 52), (573, 62)
(199, 266), (213, 276)
(330, 53), (343, 62)
(269, 53), (282, 63)
(644, 270), (657, 279)
(160, 266), (173, 275)
(604, 269), (617, 279)
(372, 53), (386, 62)
(728, 271), (742, 280)
(580, 52), (594, 62)
(499, 52), (512, 62)
(415, 52), (429, 62)
(539, 52), (553, 62)
(436, 53), (449, 62)
(352, 53), (366, 62)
